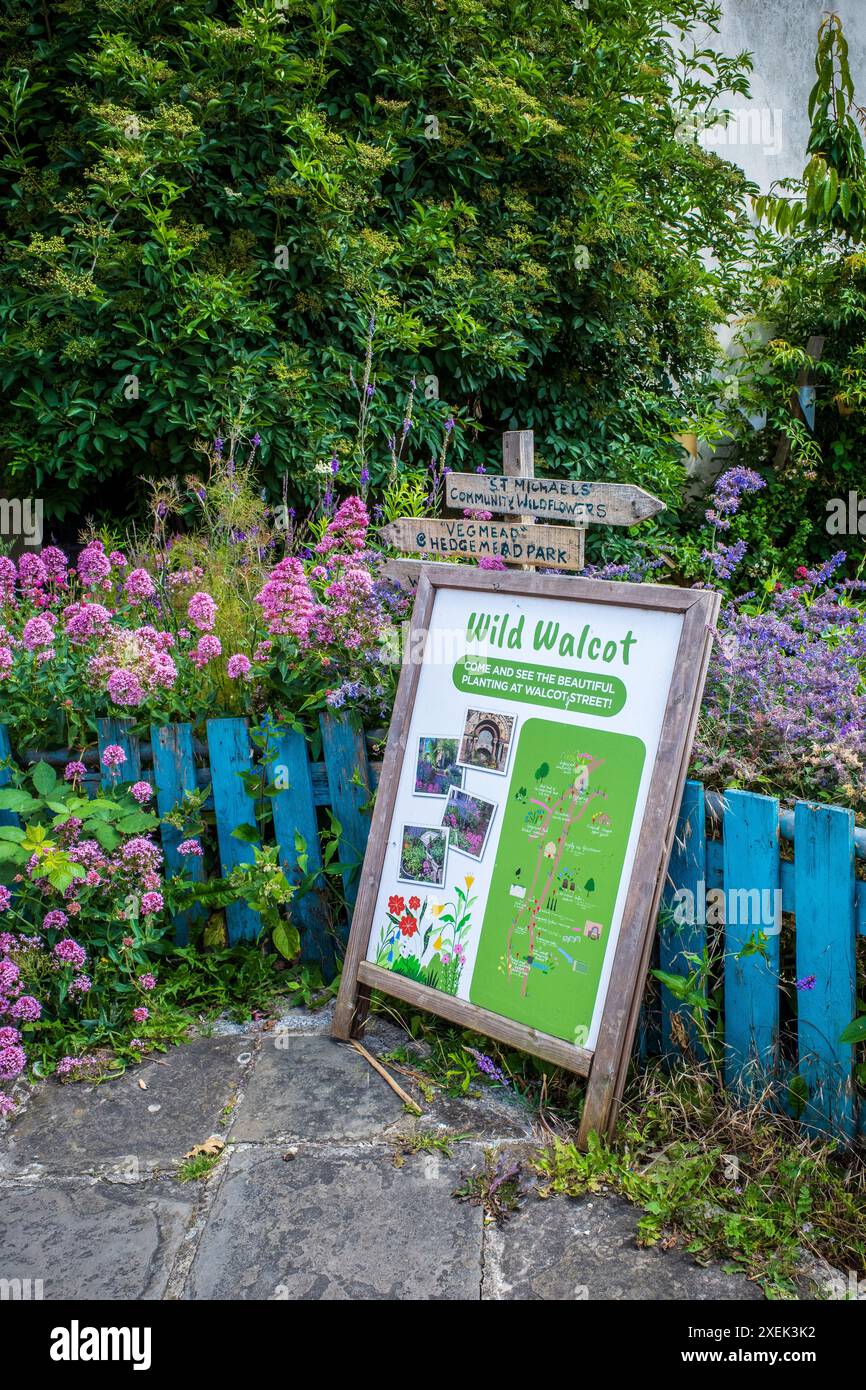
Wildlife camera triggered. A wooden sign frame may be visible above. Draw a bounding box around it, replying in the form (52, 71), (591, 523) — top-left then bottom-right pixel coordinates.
(333, 567), (719, 1146)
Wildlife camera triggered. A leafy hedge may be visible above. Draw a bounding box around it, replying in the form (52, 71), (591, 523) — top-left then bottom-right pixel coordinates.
(0, 0), (754, 523)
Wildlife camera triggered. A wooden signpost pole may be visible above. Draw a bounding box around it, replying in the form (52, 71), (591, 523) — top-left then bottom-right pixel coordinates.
(501, 428), (585, 570)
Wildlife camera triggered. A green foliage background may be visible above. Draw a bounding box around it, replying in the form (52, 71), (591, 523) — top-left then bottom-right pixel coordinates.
(0, 0), (754, 523)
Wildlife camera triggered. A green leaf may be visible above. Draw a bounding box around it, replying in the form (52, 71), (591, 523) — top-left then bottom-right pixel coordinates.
(0, 790), (39, 813)
(231, 823), (261, 844)
(839, 1015), (866, 1045)
(272, 920), (300, 962)
(31, 760), (58, 796)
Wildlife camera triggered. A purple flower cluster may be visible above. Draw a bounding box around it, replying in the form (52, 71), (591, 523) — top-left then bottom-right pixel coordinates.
(694, 557), (866, 805)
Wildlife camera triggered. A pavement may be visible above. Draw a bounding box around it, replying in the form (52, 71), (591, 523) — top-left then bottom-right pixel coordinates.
(0, 1005), (768, 1301)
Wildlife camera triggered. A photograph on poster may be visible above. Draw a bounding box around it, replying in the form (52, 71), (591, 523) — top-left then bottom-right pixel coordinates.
(397, 824), (449, 887)
(441, 787), (497, 861)
(413, 735), (464, 797)
(457, 707), (516, 776)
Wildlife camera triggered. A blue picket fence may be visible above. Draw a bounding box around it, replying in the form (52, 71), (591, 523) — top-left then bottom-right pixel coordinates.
(1, 716), (863, 1141)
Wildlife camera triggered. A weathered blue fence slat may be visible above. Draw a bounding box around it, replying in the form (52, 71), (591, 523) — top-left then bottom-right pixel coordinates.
(723, 790), (781, 1099)
(151, 722), (205, 947)
(319, 711), (372, 912)
(270, 726), (332, 974)
(659, 779), (707, 1059)
(2, 712), (864, 1143)
(0, 723), (18, 830)
(794, 802), (857, 1139)
(205, 718), (262, 943)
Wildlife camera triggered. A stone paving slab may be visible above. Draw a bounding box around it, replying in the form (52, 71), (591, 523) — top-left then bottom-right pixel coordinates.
(232, 1034), (408, 1142)
(0, 1035), (251, 1178)
(233, 1031), (533, 1144)
(0, 1180), (194, 1300)
(482, 1192), (764, 1300)
(185, 1144), (484, 1300)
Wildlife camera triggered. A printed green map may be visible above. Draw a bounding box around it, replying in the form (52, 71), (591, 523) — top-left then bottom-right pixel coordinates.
(469, 718), (645, 1044)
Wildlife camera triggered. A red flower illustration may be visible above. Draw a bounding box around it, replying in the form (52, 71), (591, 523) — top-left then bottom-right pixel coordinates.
(388, 894), (405, 917)
(408, 895), (421, 911)
(398, 913), (418, 938)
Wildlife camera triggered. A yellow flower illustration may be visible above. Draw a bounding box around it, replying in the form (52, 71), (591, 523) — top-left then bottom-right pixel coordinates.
(433, 935), (443, 951)
(431, 902), (445, 917)
(464, 875), (475, 890)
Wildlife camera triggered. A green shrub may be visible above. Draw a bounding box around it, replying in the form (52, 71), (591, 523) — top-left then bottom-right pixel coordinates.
(0, 0), (753, 528)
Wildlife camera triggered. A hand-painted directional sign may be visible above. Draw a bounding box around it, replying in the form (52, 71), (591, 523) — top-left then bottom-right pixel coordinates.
(379, 517), (585, 571)
(445, 474), (665, 526)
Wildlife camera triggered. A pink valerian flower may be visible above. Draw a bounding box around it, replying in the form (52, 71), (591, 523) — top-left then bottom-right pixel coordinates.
(17, 552), (47, 593)
(100, 744), (127, 770)
(68, 975), (92, 997)
(120, 837), (163, 873)
(55, 1054), (100, 1079)
(68, 840), (106, 871)
(22, 614), (55, 650)
(0, 647), (12, 679)
(63, 601), (112, 643)
(254, 557), (315, 643)
(109, 550), (128, 569)
(227, 653), (251, 679)
(42, 909), (68, 931)
(138, 973), (157, 991)
(53, 938), (87, 969)
(40, 546), (69, 580)
(253, 640), (272, 661)
(477, 555), (508, 571)
(9, 995), (41, 1021)
(130, 781), (152, 805)
(0, 886), (11, 912)
(0, 1092), (15, 1117)
(191, 634), (221, 668)
(0, 961), (20, 994)
(315, 496), (369, 555)
(141, 892), (163, 916)
(187, 591), (217, 631)
(177, 839), (203, 856)
(88, 626), (178, 700)
(0, 1045), (26, 1079)
(132, 1006), (149, 1023)
(64, 760), (87, 784)
(0, 1026), (20, 1046)
(0, 556), (17, 600)
(76, 540), (112, 587)
(107, 668), (146, 707)
(129, 1038), (146, 1051)
(124, 568), (156, 603)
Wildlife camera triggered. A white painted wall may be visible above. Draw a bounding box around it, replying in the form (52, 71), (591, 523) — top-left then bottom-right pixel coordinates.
(696, 0), (866, 193)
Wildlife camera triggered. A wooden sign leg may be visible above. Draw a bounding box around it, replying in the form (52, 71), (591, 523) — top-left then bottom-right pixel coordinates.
(332, 977), (372, 1039)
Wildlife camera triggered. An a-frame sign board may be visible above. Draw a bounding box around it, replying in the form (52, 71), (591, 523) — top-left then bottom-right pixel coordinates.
(333, 567), (719, 1147)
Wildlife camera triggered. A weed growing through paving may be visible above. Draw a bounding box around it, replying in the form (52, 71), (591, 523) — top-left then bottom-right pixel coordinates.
(391, 1130), (472, 1166)
(454, 1150), (525, 1224)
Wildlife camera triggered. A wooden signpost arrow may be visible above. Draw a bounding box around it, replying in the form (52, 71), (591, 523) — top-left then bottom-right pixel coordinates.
(444, 474), (666, 526)
(379, 516), (585, 571)
(380, 428), (665, 578)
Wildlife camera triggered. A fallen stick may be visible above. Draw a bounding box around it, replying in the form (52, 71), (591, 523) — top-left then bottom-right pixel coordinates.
(349, 1040), (422, 1115)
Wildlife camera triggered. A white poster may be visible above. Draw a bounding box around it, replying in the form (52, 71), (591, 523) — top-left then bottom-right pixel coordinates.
(365, 584), (684, 1050)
